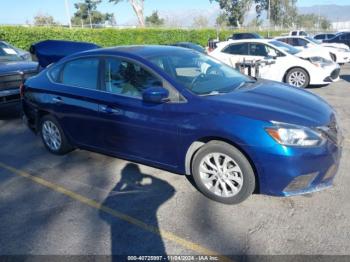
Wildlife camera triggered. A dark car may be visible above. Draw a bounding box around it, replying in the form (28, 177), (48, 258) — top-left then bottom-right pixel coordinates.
(324, 32), (350, 47)
(0, 41), (38, 106)
(172, 42), (206, 53)
(314, 33), (336, 42)
(227, 33), (263, 40)
(22, 41), (342, 204)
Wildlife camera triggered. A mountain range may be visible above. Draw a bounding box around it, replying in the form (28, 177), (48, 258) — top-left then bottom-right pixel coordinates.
(299, 5), (350, 22)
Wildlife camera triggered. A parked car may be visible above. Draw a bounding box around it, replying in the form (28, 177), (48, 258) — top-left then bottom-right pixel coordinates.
(0, 41), (38, 106)
(275, 36), (350, 63)
(22, 41), (342, 204)
(171, 42), (206, 53)
(289, 30), (308, 36)
(210, 39), (340, 88)
(227, 32), (263, 40)
(314, 33), (336, 42)
(0, 41), (32, 61)
(324, 32), (350, 48)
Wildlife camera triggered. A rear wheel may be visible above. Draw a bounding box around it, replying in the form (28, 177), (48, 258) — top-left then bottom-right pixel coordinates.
(40, 115), (73, 155)
(191, 141), (256, 204)
(286, 68), (310, 88)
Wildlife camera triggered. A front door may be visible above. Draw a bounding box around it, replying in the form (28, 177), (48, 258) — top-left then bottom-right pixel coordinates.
(97, 57), (181, 167)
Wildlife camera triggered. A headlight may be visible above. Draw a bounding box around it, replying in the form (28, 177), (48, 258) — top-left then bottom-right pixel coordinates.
(308, 56), (332, 67)
(265, 122), (325, 147)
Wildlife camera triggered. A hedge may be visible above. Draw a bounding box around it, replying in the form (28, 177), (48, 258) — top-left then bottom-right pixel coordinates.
(0, 26), (286, 51)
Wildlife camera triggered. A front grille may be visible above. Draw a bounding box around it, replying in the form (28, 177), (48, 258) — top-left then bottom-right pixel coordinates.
(0, 71), (37, 91)
(330, 68), (340, 80)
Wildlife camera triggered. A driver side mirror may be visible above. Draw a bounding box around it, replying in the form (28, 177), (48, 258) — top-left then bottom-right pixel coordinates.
(142, 87), (169, 104)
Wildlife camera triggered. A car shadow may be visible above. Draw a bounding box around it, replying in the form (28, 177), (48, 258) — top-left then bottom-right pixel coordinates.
(100, 163), (176, 258)
(0, 103), (22, 120)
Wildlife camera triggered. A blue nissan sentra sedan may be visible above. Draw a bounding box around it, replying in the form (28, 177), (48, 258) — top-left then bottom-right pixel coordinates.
(22, 41), (343, 204)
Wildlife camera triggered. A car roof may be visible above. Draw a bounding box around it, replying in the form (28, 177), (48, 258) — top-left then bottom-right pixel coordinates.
(69, 45), (196, 59)
(224, 39), (273, 44)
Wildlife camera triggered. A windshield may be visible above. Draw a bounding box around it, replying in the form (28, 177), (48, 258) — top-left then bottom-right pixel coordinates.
(269, 40), (300, 55)
(0, 42), (23, 62)
(305, 36), (322, 45)
(148, 51), (251, 96)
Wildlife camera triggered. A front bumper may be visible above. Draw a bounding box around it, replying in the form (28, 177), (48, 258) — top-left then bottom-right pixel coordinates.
(336, 52), (350, 64)
(309, 64), (341, 85)
(249, 137), (342, 197)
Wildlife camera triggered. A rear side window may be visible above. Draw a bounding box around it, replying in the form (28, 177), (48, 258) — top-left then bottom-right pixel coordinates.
(61, 58), (99, 90)
(223, 43), (248, 55)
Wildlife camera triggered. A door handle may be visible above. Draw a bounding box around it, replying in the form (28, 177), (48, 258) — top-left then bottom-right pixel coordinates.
(100, 105), (121, 115)
(52, 97), (63, 104)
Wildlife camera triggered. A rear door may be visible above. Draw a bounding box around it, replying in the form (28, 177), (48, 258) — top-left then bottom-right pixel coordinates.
(47, 57), (105, 148)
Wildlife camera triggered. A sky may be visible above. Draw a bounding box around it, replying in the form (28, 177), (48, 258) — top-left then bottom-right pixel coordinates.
(0, 0), (349, 25)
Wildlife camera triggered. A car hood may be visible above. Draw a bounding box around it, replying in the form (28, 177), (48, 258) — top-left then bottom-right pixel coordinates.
(321, 43), (349, 50)
(0, 61), (38, 75)
(206, 80), (334, 127)
(295, 47), (331, 60)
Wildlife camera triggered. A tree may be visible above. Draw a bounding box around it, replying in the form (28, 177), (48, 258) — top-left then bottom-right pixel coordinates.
(255, 0), (297, 27)
(109, 0), (145, 27)
(145, 10), (164, 27)
(215, 12), (228, 28)
(33, 13), (59, 26)
(192, 15), (209, 29)
(71, 0), (115, 27)
(210, 0), (252, 27)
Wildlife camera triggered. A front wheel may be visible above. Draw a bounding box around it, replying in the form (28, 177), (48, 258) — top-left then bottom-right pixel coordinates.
(285, 68), (310, 88)
(40, 115), (73, 155)
(191, 141), (256, 204)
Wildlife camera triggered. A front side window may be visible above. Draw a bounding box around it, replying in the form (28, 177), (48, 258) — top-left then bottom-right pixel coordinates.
(249, 43), (268, 57)
(297, 38), (308, 47)
(104, 58), (163, 98)
(61, 58), (99, 90)
(223, 43), (248, 55)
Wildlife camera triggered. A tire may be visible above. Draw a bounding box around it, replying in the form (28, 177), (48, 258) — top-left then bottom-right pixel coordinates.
(330, 53), (337, 62)
(191, 141), (256, 205)
(285, 68), (310, 88)
(39, 115), (73, 155)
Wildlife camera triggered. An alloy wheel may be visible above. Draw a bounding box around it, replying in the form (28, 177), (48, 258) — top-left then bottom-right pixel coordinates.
(199, 153), (243, 198)
(42, 120), (62, 151)
(288, 71), (306, 87)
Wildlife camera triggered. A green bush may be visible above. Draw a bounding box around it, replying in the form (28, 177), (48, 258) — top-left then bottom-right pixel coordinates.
(0, 26), (286, 50)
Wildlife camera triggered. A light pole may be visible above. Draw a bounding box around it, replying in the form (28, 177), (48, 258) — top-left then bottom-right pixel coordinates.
(268, 0), (271, 38)
(64, 0), (72, 28)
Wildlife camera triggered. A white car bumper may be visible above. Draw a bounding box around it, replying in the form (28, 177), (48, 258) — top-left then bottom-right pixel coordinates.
(336, 51), (350, 64)
(309, 64), (341, 85)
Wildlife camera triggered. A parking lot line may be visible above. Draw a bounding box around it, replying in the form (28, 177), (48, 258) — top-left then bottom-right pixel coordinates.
(0, 162), (232, 261)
